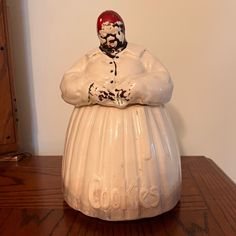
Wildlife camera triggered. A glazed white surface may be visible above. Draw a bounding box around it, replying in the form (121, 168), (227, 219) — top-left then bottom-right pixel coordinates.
(61, 43), (181, 220)
(60, 43), (173, 108)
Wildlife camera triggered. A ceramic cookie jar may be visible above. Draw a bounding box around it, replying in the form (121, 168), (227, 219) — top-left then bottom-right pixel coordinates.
(60, 10), (182, 221)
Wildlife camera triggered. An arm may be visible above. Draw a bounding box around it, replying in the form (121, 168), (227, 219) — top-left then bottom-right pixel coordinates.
(140, 50), (173, 104)
(61, 55), (123, 108)
(60, 55), (93, 106)
(122, 50), (173, 106)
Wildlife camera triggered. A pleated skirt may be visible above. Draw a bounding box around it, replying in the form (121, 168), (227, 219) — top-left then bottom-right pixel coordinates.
(62, 104), (181, 220)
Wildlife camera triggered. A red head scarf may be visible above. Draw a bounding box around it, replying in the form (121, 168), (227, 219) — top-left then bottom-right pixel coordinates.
(97, 10), (125, 33)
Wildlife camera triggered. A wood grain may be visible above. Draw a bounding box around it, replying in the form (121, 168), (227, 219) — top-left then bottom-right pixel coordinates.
(0, 156), (236, 236)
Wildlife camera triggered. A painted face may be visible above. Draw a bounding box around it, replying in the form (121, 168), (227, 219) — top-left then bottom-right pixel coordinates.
(98, 21), (125, 49)
(97, 10), (127, 57)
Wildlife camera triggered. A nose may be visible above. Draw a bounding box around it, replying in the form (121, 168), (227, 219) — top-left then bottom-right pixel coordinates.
(107, 35), (115, 41)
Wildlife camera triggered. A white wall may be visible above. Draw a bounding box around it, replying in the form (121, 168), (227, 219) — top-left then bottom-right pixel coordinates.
(6, 0), (236, 182)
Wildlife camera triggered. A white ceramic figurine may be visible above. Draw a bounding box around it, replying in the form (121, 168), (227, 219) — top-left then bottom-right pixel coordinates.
(60, 10), (181, 221)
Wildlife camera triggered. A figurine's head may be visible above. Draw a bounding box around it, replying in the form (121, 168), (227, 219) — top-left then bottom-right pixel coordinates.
(97, 10), (127, 57)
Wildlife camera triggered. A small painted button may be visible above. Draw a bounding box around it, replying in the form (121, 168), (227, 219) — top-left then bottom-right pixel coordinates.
(115, 56), (119, 59)
(110, 80), (114, 83)
(109, 61), (113, 64)
(110, 70), (114, 73)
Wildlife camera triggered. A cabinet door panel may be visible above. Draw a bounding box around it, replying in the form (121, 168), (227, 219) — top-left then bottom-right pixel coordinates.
(0, 0), (17, 154)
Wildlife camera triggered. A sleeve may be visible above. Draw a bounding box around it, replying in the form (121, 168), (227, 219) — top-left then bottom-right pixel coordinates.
(60, 55), (92, 106)
(128, 50), (173, 105)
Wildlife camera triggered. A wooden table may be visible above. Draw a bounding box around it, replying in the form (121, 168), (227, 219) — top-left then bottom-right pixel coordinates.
(0, 156), (236, 236)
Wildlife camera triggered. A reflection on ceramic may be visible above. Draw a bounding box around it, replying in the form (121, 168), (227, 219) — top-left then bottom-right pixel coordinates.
(60, 10), (181, 221)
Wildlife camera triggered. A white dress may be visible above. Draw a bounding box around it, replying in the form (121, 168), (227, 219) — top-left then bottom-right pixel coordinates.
(60, 43), (181, 221)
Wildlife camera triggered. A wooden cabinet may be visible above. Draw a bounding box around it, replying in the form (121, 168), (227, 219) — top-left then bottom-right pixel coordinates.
(0, 0), (18, 155)
(0, 156), (236, 235)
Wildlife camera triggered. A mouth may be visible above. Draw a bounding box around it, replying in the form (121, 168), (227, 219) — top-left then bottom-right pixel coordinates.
(107, 39), (118, 48)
